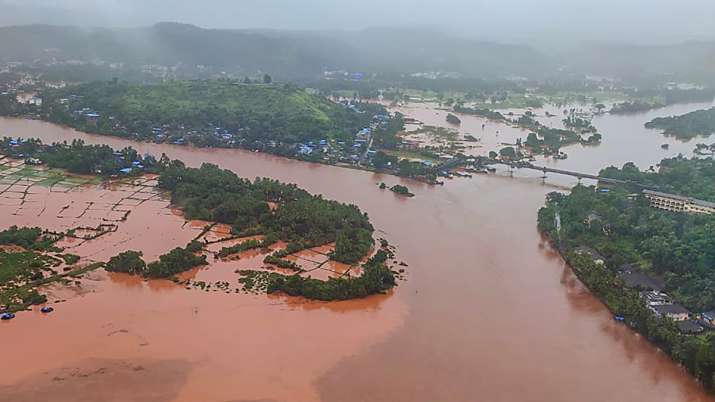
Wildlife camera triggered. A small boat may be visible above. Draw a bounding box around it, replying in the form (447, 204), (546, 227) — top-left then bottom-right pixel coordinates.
(614, 315), (625, 322)
(40, 306), (54, 313)
(1, 312), (15, 320)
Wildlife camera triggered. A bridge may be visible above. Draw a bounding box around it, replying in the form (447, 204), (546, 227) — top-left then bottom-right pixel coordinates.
(508, 162), (631, 186)
(438, 157), (646, 187)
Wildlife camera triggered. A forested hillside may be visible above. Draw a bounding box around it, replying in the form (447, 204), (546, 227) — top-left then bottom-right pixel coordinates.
(40, 80), (375, 144)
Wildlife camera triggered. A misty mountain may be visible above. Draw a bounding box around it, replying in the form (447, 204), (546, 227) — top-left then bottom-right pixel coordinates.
(563, 41), (715, 84)
(0, 23), (551, 79)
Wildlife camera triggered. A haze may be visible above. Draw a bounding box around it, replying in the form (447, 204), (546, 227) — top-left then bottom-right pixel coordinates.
(2, 0), (715, 45)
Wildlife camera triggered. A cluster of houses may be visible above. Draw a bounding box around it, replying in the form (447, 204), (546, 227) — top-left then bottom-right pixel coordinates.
(574, 246), (713, 334)
(72, 107), (101, 124)
(572, 188), (715, 334)
(295, 109), (392, 166)
(618, 267), (710, 334)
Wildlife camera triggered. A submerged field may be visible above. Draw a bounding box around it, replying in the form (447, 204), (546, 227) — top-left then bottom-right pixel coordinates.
(0, 155), (398, 316)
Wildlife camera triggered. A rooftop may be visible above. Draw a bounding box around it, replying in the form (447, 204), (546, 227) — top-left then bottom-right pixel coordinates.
(653, 304), (690, 315)
(677, 320), (704, 334)
(643, 189), (715, 209)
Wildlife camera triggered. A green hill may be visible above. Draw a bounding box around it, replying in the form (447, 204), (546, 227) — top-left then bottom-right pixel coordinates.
(41, 80), (376, 145)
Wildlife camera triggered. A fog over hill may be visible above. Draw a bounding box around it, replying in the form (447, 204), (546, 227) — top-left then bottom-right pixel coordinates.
(2, 0), (715, 45)
(1, 21), (714, 84)
(0, 23), (553, 79)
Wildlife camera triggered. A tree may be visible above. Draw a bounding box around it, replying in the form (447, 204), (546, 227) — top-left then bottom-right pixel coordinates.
(106, 250), (146, 275)
(263, 74), (272, 84)
(499, 146), (517, 160)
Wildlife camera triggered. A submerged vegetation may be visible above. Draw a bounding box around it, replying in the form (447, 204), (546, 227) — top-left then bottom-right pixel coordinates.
(240, 249), (395, 301)
(390, 185), (414, 197)
(107, 244), (208, 278)
(0, 139), (399, 303)
(0, 226), (97, 313)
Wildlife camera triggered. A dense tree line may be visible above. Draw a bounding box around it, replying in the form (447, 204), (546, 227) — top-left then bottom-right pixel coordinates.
(247, 250), (395, 301)
(158, 162), (374, 264)
(645, 107), (715, 140)
(106, 242), (207, 278)
(563, 254), (715, 393)
(0, 137), (157, 176)
(537, 158), (715, 393)
(105, 251), (147, 275)
(610, 100), (665, 114)
(539, 180), (715, 311)
(600, 157), (715, 201)
(217, 239), (266, 259)
(0, 226), (46, 250)
(145, 241), (207, 278)
(0, 93), (31, 116)
(452, 105), (506, 121)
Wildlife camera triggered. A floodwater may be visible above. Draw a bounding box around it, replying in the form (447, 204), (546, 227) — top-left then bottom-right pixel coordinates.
(393, 101), (715, 174)
(0, 104), (714, 402)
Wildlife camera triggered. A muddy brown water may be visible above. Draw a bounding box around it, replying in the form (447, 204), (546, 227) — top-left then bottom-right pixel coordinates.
(0, 107), (714, 402)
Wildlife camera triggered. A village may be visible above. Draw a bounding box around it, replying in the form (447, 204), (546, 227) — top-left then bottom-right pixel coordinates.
(573, 188), (715, 335)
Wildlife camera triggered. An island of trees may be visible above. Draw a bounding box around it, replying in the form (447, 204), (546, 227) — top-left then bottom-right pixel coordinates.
(106, 243), (208, 278)
(495, 111), (602, 159)
(645, 108), (715, 140)
(101, 160), (397, 299)
(389, 184), (414, 197)
(538, 157), (715, 393)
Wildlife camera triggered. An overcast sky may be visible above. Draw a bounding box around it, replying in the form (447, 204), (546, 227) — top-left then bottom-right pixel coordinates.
(2, 0), (715, 44)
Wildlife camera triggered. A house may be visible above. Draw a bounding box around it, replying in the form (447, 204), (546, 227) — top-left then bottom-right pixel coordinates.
(573, 246), (605, 265)
(640, 290), (672, 307)
(677, 320), (704, 334)
(703, 310), (715, 323)
(643, 190), (715, 215)
(651, 304), (690, 321)
(85, 112), (100, 125)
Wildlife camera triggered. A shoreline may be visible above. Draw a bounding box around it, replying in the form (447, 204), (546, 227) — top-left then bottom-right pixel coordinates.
(2, 115), (442, 186)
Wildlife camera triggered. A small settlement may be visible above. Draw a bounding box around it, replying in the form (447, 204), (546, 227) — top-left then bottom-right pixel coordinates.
(576, 188), (715, 334)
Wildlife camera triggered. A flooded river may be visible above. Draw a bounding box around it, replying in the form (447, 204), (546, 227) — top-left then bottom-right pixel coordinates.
(0, 103), (714, 402)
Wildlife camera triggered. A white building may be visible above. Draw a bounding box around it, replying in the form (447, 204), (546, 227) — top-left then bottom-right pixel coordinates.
(643, 190), (715, 215)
